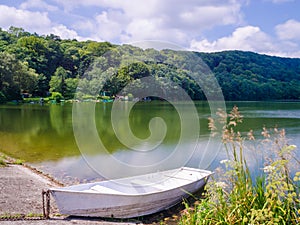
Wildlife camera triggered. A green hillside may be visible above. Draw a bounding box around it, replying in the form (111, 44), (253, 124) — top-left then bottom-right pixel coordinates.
(198, 51), (300, 100)
(0, 27), (299, 102)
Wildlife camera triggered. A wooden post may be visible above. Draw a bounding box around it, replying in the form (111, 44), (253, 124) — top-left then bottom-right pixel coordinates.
(42, 190), (50, 219)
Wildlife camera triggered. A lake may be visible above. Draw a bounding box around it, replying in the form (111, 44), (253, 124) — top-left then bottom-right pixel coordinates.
(0, 101), (299, 184)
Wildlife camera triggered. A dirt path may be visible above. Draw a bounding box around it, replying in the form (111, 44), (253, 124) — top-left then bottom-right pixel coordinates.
(0, 164), (141, 224)
(0, 164), (57, 215)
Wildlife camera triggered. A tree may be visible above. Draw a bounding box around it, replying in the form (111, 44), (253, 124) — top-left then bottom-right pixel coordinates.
(9, 36), (48, 78)
(0, 52), (38, 101)
(49, 75), (61, 94)
(116, 62), (149, 85)
(17, 62), (38, 93)
(45, 38), (64, 78)
(8, 26), (30, 38)
(35, 74), (49, 97)
(64, 78), (78, 99)
(60, 42), (81, 76)
(83, 41), (113, 57)
(0, 27), (300, 101)
(49, 67), (71, 95)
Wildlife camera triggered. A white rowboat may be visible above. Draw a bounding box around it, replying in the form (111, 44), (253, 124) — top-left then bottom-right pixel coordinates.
(49, 167), (212, 218)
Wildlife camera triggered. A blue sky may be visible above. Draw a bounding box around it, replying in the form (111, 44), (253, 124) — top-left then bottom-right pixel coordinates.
(0, 0), (300, 57)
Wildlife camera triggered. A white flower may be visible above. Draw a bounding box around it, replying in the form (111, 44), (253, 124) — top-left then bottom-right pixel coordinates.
(263, 165), (275, 173)
(215, 182), (228, 189)
(220, 159), (230, 164)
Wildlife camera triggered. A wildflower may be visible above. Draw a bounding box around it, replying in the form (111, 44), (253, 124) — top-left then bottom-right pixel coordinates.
(261, 127), (270, 138)
(279, 129), (285, 138)
(208, 117), (218, 137)
(247, 129), (255, 140)
(229, 105), (243, 125)
(215, 182), (228, 189)
(208, 117), (217, 131)
(263, 165), (275, 173)
(220, 159), (230, 164)
(216, 108), (227, 125)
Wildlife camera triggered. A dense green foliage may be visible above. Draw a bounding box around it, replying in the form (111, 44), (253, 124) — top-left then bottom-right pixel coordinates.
(198, 51), (300, 100)
(0, 26), (299, 102)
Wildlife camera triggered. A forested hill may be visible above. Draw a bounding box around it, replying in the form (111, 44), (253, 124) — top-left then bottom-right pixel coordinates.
(197, 51), (300, 100)
(0, 27), (299, 102)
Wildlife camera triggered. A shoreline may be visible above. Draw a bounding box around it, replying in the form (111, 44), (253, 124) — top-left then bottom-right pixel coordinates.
(0, 152), (64, 187)
(0, 152), (180, 224)
(0, 153), (139, 224)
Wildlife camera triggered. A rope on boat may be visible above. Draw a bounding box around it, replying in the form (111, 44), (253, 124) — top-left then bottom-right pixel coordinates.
(42, 189), (51, 219)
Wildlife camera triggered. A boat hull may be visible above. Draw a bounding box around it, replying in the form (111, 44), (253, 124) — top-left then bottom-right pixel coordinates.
(50, 167), (211, 218)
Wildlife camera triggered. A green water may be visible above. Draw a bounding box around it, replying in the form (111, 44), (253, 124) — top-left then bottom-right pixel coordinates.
(0, 101), (299, 183)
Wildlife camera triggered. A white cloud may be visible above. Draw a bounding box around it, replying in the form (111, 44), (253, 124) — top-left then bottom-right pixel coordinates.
(190, 25), (300, 58)
(179, 4), (242, 29)
(190, 26), (276, 53)
(275, 19), (300, 41)
(58, 0), (245, 44)
(0, 5), (51, 31)
(2, 1), (300, 57)
(73, 20), (95, 33)
(95, 10), (128, 40)
(20, 0), (59, 11)
(47, 25), (80, 40)
(0, 4), (85, 41)
(73, 10), (128, 42)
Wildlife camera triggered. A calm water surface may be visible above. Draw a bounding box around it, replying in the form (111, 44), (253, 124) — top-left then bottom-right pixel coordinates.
(0, 101), (299, 184)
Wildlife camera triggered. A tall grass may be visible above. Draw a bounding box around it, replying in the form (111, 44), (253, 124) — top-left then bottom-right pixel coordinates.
(180, 106), (300, 225)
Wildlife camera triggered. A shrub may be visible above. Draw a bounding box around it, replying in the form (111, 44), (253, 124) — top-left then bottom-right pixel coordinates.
(49, 92), (63, 103)
(14, 159), (24, 165)
(0, 158), (7, 166)
(0, 154), (7, 167)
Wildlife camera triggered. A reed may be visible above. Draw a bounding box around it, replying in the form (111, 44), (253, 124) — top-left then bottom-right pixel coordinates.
(179, 106), (300, 225)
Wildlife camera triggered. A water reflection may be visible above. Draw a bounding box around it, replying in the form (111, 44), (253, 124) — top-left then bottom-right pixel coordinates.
(0, 104), (78, 162)
(0, 101), (299, 184)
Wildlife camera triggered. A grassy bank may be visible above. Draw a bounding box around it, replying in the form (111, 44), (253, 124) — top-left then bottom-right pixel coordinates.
(0, 152), (24, 166)
(179, 106), (300, 225)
